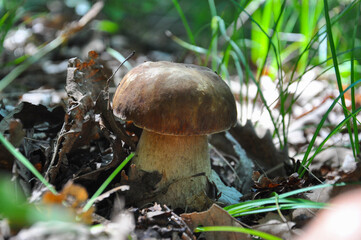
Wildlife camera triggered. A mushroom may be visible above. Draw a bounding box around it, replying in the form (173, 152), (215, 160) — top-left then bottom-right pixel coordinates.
(113, 61), (237, 210)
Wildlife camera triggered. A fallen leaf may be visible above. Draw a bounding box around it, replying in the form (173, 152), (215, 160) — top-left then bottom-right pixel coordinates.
(252, 172), (305, 197)
(47, 52), (109, 183)
(181, 204), (251, 240)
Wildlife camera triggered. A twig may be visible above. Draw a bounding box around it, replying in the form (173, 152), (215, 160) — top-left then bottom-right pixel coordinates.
(105, 51), (135, 110)
(106, 51), (135, 89)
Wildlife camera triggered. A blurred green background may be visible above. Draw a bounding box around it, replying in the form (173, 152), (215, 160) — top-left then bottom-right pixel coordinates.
(1, 0), (360, 78)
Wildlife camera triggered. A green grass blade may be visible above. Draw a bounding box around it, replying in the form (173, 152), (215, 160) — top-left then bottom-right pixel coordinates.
(323, 0), (355, 158)
(350, 1), (360, 155)
(0, 132), (57, 194)
(0, 31), (64, 92)
(291, 47), (361, 90)
(210, 16), (218, 70)
(230, 0), (279, 62)
(298, 0), (324, 71)
(195, 226), (282, 240)
(214, 15), (281, 143)
(0, 4), (21, 55)
(288, 1), (356, 100)
(171, 0), (196, 46)
(230, 202), (326, 217)
(299, 80), (361, 177)
(208, 0), (218, 69)
(83, 152), (134, 212)
(279, 182), (349, 198)
(226, 197), (327, 217)
(230, 0), (284, 146)
(166, 31), (208, 54)
(303, 106), (361, 173)
(225, 182), (359, 218)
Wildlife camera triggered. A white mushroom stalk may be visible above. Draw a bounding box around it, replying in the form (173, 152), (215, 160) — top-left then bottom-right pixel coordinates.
(135, 131), (210, 209)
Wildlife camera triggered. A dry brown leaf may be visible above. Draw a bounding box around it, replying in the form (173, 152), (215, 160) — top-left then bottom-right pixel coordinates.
(251, 171), (305, 198)
(181, 204), (251, 240)
(47, 52), (109, 183)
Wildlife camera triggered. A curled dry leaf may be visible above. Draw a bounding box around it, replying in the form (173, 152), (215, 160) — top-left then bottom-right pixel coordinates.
(47, 51), (109, 183)
(47, 51), (135, 185)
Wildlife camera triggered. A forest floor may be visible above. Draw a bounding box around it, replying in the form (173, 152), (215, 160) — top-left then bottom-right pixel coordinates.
(1, 3), (361, 240)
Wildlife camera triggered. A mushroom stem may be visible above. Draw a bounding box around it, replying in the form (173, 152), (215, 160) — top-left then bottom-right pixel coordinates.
(133, 130), (211, 210)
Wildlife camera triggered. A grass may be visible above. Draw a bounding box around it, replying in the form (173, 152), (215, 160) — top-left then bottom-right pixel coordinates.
(224, 182), (346, 217)
(195, 182), (358, 239)
(171, 0), (361, 175)
(323, 0), (355, 158)
(168, 1), (361, 231)
(195, 226), (282, 240)
(0, 36), (65, 92)
(299, 81), (361, 177)
(350, 1), (361, 156)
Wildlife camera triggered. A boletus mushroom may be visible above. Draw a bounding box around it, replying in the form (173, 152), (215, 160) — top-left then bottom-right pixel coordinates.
(113, 61), (237, 210)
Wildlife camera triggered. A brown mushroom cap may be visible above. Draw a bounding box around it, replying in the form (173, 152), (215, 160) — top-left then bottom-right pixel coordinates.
(113, 61), (237, 136)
